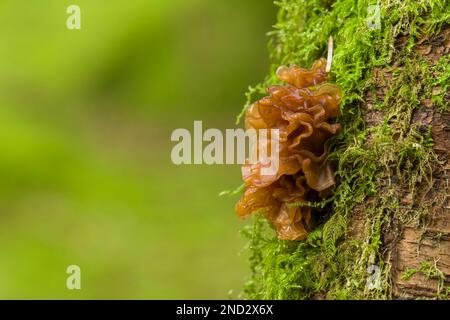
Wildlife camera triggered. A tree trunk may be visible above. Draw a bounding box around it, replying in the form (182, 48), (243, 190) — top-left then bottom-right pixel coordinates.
(243, 0), (449, 300)
(355, 26), (449, 299)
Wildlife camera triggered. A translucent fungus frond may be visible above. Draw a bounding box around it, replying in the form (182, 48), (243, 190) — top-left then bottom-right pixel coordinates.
(236, 59), (342, 241)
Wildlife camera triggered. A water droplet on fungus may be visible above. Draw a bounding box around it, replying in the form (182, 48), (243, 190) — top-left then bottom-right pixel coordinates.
(236, 58), (342, 241)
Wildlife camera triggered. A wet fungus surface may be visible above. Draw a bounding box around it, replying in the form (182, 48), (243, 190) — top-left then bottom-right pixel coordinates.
(236, 58), (343, 241)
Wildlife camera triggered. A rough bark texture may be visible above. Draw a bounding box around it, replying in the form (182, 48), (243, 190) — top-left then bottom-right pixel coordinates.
(391, 103), (449, 297)
(361, 27), (449, 299)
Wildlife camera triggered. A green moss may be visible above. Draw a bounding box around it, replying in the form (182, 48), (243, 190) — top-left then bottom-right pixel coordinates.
(240, 0), (448, 300)
(430, 55), (450, 111)
(401, 260), (446, 298)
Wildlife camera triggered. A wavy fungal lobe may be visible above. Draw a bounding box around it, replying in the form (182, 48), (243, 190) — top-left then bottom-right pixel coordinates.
(236, 58), (342, 241)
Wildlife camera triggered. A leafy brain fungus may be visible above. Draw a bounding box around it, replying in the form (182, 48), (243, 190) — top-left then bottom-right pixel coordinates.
(235, 58), (343, 241)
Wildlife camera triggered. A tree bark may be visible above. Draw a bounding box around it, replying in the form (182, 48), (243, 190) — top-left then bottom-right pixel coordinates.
(361, 27), (449, 298)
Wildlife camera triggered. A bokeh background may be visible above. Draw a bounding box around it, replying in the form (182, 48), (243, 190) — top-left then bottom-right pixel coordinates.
(0, 0), (275, 298)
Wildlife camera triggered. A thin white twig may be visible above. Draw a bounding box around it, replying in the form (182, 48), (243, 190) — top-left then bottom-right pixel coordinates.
(326, 36), (333, 73)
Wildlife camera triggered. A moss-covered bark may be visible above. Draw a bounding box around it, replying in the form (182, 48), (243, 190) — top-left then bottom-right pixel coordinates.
(240, 0), (449, 300)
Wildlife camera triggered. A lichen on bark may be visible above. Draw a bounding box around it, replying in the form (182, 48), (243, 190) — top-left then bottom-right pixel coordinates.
(239, 0), (449, 300)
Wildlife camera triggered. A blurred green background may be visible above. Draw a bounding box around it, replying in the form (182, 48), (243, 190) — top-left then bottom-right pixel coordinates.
(0, 0), (274, 298)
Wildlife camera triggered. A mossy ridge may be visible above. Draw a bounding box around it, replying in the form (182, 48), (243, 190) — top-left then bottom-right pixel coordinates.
(240, 0), (449, 300)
